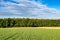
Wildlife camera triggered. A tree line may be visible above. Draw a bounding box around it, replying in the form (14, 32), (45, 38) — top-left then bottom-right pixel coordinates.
(0, 18), (60, 28)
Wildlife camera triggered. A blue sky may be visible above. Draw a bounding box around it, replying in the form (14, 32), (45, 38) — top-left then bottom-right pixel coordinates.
(42, 0), (60, 10)
(29, 0), (60, 9)
(0, 0), (60, 19)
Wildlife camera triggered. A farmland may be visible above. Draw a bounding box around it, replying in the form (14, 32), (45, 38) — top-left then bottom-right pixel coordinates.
(1, 27), (60, 40)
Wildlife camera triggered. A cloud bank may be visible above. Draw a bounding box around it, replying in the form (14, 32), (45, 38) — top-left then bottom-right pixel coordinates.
(0, 0), (60, 19)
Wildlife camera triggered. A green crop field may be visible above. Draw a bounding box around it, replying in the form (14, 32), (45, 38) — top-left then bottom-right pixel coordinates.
(0, 27), (60, 40)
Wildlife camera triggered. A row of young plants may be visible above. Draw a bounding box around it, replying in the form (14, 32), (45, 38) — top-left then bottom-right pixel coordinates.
(0, 18), (60, 28)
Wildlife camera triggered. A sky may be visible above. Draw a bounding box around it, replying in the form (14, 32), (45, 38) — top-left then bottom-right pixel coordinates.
(0, 0), (60, 19)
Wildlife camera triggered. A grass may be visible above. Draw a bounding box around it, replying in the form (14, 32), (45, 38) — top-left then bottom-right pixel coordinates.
(0, 27), (60, 40)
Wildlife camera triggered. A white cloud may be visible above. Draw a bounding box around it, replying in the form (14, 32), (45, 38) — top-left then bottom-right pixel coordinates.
(0, 0), (60, 19)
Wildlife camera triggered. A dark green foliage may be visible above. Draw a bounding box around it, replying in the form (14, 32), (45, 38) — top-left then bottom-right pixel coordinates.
(0, 18), (60, 28)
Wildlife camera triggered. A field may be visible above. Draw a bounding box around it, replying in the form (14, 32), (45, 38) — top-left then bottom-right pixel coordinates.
(0, 27), (60, 40)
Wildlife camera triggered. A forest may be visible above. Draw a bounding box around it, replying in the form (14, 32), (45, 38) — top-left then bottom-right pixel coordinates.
(0, 18), (60, 28)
